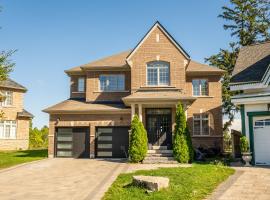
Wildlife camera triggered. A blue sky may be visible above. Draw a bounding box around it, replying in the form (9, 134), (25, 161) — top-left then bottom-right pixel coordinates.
(0, 0), (234, 128)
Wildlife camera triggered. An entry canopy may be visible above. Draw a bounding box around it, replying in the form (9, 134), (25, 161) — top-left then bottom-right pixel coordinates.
(122, 91), (196, 106)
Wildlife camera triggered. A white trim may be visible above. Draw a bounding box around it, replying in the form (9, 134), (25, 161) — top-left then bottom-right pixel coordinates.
(232, 95), (270, 105)
(126, 22), (189, 62)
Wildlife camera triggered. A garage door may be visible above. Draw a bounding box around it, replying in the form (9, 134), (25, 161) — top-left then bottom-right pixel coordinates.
(96, 127), (129, 158)
(56, 128), (90, 158)
(254, 117), (270, 165)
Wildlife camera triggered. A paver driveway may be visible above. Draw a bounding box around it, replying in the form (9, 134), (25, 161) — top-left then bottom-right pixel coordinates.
(0, 158), (128, 200)
(209, 167), (270, 200)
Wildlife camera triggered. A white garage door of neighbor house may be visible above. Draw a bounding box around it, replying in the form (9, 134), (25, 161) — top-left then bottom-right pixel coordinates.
(254, 117), (270, 165)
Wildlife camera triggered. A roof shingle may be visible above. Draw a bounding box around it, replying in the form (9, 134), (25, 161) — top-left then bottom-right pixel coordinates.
(0, 78), (27, 91)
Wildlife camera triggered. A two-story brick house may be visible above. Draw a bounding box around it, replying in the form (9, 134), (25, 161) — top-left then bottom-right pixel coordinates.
(0, 78), (33, 150)
(44, 22), (224, 159)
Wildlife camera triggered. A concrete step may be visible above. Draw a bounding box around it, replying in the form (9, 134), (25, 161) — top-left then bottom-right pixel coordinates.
(146, 153), (173, 157)
(147, 150), (173, 154)
(144, 156), (175, 161)
(152, 146), (167, 150)
(143, 158), (178, 164)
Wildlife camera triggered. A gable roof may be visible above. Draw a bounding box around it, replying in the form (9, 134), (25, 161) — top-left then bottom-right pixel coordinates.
(186, 60), (225, 75)
(126, 21), (190, 61)
(231, 41), (270, 84)
(0, 78), (27, 91)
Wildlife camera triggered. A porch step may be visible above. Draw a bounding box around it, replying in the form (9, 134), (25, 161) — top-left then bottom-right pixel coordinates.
(152, 146), (167, 150)
(143, 156), (178, 164)
(147, 150), (173, 154)
(146, 153), (173, 157)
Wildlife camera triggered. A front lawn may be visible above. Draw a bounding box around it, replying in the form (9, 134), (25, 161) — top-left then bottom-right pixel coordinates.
(103, 164), (234, 200)
(0, 149), (48, 169)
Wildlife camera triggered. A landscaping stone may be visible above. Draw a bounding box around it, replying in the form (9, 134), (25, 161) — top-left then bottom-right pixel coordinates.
(133, 175), (169, 191)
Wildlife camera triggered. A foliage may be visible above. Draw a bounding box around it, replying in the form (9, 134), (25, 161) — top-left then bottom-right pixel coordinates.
(240, 136), (249, 152)
(103, 165), (235, 200)
(128, 115), (148, 163)
(0, 149), (48, 169)
(29, 123), (49, 149)
(223, 130), (232, 152)
(206, 0), (270, 131)
(185, 127), (194, 162)
(173, 103), (190, 163)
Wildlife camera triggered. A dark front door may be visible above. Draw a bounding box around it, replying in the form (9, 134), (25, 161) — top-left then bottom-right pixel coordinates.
(146, 108), (172, 148)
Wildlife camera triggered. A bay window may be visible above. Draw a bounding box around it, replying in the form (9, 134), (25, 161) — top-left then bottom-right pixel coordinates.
(0, 121), (17, 139)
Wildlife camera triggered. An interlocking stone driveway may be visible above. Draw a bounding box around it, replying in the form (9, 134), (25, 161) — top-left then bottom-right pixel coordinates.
(0, 158), (128, 200)
(0, 158), (184, 200)
(209, 167), (270, 200)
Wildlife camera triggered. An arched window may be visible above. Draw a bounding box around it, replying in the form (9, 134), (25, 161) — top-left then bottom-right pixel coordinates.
(147, 61), (170, 86)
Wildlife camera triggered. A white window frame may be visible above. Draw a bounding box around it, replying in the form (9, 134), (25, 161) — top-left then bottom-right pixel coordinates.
(146, 61), (170, 86)
(193, 114), (210, 136)
(0, 91), (13, 107)
(192, 79), (209, 96)
(99, 74), (125, 92)
(0, 120), (17, 139)
(77, 77), (85, 92)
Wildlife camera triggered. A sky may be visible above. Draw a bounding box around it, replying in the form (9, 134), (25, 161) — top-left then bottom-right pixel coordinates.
(0, 0), (238, 128)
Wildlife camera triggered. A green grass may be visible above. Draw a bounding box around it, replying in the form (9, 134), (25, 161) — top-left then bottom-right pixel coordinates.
(103, 164), (235, 200)
(0, 149), (48, 169)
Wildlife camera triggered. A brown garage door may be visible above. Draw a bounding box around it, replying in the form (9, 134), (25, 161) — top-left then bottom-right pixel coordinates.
(55, 127), (90, 158)
(96, 127), (129, 158)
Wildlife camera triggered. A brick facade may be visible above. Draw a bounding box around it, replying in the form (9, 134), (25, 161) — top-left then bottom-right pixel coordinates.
(0, 88), (32, 150)
(47, 22), (223, 157)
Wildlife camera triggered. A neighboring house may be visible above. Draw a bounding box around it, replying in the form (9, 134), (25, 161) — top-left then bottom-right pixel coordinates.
(0, 78), (33, 150)
(43, 21), (224, 159)
(230, 41), (270, 165)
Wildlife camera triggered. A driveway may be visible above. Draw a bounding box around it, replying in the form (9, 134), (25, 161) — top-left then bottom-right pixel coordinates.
(0, 158), (129, 200)
(209, 167), (270, 200)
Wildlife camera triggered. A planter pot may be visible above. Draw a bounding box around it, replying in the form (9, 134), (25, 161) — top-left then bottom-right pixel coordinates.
(242, 152), (252, 166)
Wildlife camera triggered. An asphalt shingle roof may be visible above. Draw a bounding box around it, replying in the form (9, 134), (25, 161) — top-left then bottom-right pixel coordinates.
(231, 41), (270, 83)
(0, 78), (27, 91)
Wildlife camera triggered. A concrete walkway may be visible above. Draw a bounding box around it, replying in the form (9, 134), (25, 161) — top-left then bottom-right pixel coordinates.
(0, 159), (184, 200)
(209, 166), (270, 200)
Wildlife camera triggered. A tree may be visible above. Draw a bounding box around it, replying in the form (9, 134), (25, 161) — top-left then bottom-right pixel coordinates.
(185, 126), (194, 162)
(173, 103), (190, 163)
(128, 115), (148, 163)
(29, 125), (49, 149)
(206, 0), (270, 131)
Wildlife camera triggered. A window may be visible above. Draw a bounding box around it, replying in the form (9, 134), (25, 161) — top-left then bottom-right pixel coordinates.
(254, 119), (270, 129)
(99, 75), (125, 91)
(193, 114), (209, 136)
(77, 77), (85, 92)
(192, 79), (208, 96)
(0, 91), (13, 106)
(0, 121), (17, 139)
(147, 61), (169, 86)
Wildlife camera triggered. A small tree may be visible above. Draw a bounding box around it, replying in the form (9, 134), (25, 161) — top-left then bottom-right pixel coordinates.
(240, 136), (249, 153)
(173, 103), (189, 163)
(129, 115), (148, 163)
(185, 126), (194, 162)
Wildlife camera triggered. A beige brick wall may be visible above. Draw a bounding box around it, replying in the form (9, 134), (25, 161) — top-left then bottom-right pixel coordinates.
(0, 88), (30, 150)
(85, 71), (131, 102)
(48, 113), (131, 158)
(129, 26), (187, 92)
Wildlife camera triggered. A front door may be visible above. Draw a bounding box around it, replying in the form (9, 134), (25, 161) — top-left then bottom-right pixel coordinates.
(146, 108), (172, 148)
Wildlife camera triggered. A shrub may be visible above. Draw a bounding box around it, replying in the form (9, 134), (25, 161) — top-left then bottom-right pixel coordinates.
(185, 127), (194, 162)
(240, 136), (249, 153)
(29, 124), (49, 149)
(129, 115), (148, 163)
(173, 103), (190, 163)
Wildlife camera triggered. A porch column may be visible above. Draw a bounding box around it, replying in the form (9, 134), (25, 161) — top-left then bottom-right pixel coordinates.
(131, 104), (135, 120)
(138, 104), (142, 121)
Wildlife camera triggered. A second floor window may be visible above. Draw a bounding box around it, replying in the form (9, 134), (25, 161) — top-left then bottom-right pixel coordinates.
(0, 91), (13, 106)
(99, 75), (125, 92)
(0, 120), (17, 139)
(77, 77), (85, 92)
(147, 61), (170, 86)
(192, 79), (208, 96)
